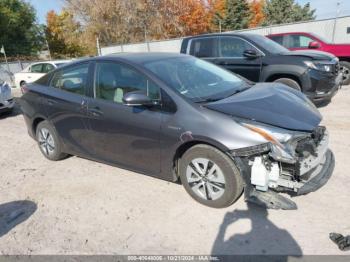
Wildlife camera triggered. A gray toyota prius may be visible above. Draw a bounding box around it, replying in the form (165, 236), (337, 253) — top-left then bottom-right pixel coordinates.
(19, 53), (334, 209)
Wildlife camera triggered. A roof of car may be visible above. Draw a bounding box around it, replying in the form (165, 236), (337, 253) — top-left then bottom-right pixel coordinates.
(183, 32), (260, 39)
(96, 52), (189, 64)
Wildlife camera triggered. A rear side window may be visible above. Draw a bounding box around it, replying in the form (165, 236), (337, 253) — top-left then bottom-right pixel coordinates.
(219, 37), (259, 58)
(42, 63), (55, 73)
(94, 62), (160, 104)
(269, 35), (284, 45)
(30, 63), (44, 73)
(50, 63), (89, 95)
(190, 37), (217, 58)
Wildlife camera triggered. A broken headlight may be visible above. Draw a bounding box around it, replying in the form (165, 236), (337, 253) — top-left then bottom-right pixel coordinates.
(239, 121), (309, 163)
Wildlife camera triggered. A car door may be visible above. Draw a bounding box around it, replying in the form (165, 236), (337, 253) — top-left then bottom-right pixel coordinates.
(43, 62), (95, 158)
(214, 36), (262, 82)
(86, 60), (162, 174)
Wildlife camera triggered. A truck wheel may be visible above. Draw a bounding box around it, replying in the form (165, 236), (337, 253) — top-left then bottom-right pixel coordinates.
(340, 61), (350, 85)
(36, 121), (67, 161)
(274, 78), (301, 91)
(178, 144), (243, 208)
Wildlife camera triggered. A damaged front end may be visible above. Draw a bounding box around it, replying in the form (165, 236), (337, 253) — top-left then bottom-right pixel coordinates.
(230, 123), (335, 210)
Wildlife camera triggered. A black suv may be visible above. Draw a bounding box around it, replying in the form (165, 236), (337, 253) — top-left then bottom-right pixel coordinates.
(181, 33), (342, 104)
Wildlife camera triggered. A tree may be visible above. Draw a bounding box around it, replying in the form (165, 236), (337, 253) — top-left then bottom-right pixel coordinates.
(178, 0), (211, 36)
(46, 10), (91, 58)
(249, 0), (265, 28)
(222, 0), (251, 31)
(0, 0), (44, 57)
(264, 0), (315, 25)
(209, 0), (227, 32)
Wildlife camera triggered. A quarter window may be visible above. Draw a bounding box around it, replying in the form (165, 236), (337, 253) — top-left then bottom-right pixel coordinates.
(50, 63), (89, 95)
(94, 62), (160, 104)
(219, 37), (258, 58)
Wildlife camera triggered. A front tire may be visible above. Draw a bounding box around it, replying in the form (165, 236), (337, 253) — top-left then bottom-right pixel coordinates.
(340, 61), (350, 85)
(178, 144), (243, 208)
(36, 121), (67, 161)
(274, 78), (301, 91)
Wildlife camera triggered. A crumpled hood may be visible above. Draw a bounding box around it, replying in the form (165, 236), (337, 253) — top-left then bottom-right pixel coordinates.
(205, 83), (322, 132)
(281, 50), (336, 60)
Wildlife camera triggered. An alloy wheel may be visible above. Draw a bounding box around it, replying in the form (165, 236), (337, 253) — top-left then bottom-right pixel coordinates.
(186, 158), (226, 201)
(38, 128), (55, 156)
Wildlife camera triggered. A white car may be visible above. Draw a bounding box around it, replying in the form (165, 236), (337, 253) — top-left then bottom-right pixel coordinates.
(0, 81), (14, 114)
(14, 60), (71, 88)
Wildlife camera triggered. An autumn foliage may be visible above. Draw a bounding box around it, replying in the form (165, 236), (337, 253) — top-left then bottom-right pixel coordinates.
(44, 0), (314, 57)
(249, 0), (266, 28)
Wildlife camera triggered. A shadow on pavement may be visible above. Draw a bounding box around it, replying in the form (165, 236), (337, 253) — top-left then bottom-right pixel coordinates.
(0, 200), (37, 237)
(211, 202), (302, 260)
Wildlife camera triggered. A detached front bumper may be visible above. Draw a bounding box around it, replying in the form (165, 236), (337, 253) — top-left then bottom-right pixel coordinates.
(231, 128), (335, 210)
(0, 98), (15, 113)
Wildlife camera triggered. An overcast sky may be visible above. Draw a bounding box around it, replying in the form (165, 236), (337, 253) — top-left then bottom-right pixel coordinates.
(27, 0), (350, 24)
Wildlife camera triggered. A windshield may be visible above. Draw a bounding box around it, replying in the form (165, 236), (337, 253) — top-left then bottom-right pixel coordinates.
(248, 34), (289, 54)
(144, 56), (247, 102)
(310, 33), (331, 44)
(54, 63), (67, 68)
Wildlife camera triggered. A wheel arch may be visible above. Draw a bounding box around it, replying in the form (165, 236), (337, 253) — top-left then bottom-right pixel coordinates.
(265, 73), (302, 87)
(172, 138), (230, 180)
(32, 115), (47, 136)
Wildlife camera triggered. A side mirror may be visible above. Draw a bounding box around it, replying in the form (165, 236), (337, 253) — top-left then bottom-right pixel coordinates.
(243, 49), (261, 59)
(308, 41), (320, 49)
(122, 91), (154, 106)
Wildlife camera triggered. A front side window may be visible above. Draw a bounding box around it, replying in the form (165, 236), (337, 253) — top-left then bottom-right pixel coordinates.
(144, 56), (247, 103)
(50, 63), (89, 95)
(286, 35), (315, 48)
(94, 62), (160, 104)
(30, 63), (44, 73)
(190, 37), (217, 58)
(219, 37), (258, 58)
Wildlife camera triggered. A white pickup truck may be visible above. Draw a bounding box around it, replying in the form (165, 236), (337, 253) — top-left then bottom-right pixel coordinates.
(14, 60), (71, 88)
(0, 81), (14, 113)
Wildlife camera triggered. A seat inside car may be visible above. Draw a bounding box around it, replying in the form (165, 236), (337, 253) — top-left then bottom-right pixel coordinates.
(97, 70), (124, 103)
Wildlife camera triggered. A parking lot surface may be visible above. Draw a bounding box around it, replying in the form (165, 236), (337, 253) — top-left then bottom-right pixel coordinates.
(0, 86), (349, 255)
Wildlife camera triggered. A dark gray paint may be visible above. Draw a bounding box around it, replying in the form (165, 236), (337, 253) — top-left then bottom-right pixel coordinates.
(19, 53), (322, 182)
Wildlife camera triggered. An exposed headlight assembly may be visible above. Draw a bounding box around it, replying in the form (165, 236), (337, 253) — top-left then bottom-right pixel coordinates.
(304, 61), (332, 72)
(239, 122), (309, 163)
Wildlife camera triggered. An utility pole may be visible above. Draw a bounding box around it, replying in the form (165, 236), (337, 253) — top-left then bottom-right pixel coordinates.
(332, 1), (340, 43)
(219, 20), (222, 33)
(96, 36), (101, 56)
(46, 39), (52, 60)
(0, 45), (13, 83)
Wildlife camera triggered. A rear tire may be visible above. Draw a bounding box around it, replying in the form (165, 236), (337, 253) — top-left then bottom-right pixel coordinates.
(274, 78), (301, 91)
(340, 61), (350, 85)
(36, 121), (67, 161)
(178, 144), (243, 208)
